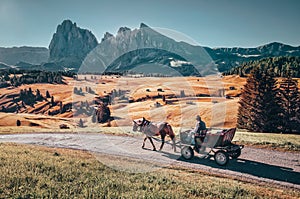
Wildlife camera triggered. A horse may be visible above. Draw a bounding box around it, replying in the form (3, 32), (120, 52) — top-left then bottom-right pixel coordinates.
(132, 117), (176, 152)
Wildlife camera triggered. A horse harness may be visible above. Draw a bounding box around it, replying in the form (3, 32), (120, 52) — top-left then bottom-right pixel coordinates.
(139, 119), (150, 131)
(138, 119), (161, 137)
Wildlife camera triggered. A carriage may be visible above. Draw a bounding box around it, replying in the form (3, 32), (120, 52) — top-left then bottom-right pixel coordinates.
(133, 118), (243, 166)
(179, 128), (244, 166)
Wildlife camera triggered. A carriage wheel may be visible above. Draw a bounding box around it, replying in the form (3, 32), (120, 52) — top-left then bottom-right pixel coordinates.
(214, 150), (229, 166)
(181, 146), (194, 160)
(230, 148), (241, 159)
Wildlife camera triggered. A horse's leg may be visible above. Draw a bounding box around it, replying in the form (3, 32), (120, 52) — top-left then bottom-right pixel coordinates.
(148, 137), (156, 151)
(170, 134), (176, 152)
(167, 124), (176, 152)
(142, 136), (147, 149)
(159, 133), (165, 151)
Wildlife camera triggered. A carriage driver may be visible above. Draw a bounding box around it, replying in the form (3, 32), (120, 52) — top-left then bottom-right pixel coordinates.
(193, 115), (207, 148)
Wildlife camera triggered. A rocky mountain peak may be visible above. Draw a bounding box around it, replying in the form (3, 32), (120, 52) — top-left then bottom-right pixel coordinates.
(140, 23), (149, 28)
(59, 20), (74, 30)
(101, 32), (114, 42)
(117, 27), (131, 34)
(48, 19), (98, 68)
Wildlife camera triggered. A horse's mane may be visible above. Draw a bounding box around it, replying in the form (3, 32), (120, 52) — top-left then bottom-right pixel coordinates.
(133, 117), (150, 126)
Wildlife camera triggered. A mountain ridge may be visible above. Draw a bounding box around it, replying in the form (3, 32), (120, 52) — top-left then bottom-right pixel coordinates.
(0, 46), (49, 66)
(0, 20), (299, 75)
(81, 23), (213, 76)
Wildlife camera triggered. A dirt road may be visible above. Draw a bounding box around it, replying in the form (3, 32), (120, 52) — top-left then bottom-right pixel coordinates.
(1, 133), (299, 189)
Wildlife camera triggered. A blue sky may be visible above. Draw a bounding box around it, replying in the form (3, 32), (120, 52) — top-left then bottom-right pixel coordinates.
(0, 0), (299, 48)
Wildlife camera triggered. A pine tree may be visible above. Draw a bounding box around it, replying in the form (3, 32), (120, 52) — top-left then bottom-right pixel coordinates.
(92, 113), (97, 123)
(59, 101), (63, 114)
(36, 89), (42, 101)
(46, 90), (51, 98)
(237, 68), (261, 131)
(73, 87), (78, 94)
(237, 68), (281, 132)
(278, 75), (300, 133)
(16, 120), (21, 126)
(257, 70), (282, 132)
(51, 96), (55, 106)
(95, 103), (111, 123)
(78, 118), (84, 128)
(180, 90), (185, 98)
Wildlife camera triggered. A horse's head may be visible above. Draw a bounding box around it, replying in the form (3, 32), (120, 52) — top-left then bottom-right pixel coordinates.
(132, 117), (146, 132)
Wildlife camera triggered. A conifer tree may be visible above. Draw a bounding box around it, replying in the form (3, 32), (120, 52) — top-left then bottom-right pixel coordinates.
(278, 75), (300, 133)
(237, 68), (260, 131)
(16, 120), (21, 126)
(78, 118), (84, 128)
(237, 68), (281, 132)
(92, 113), (97, 123)
(95, 103), (111, 123)
(51, 96), (55, 106)
(59, 101), (63, 114)
(46, 90), (51, 98)
(257, 70), (282, 132)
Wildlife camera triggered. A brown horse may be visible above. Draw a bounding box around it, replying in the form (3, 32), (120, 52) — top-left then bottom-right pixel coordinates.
(132, 117), (176, 152)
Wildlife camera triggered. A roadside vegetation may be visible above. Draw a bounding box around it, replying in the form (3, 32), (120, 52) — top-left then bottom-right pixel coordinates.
(234, 131), (300, 152)
(0, 143), (299, 198)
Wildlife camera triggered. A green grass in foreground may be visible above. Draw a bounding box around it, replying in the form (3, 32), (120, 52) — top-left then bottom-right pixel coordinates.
(233, 131), (300, 152)
(0, 143), (299, 199)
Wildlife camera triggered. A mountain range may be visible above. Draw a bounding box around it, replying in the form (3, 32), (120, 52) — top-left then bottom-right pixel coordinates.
(0, 46), (48, 66)
(204, 42), (300, 72)
(0, 20), (299, 75)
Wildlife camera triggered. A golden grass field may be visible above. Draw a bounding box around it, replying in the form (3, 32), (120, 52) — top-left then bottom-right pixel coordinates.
(0, 75), (247, 129)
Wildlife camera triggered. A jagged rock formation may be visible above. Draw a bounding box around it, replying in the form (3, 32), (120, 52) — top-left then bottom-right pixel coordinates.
(101, 32), (114, 42)
(81, 23), (212, 76)
(48, 20), (98, 69)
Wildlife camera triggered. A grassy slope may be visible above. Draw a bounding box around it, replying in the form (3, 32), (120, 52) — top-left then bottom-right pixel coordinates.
(0, 143), (299, 199)
(0, 75), (246, 129)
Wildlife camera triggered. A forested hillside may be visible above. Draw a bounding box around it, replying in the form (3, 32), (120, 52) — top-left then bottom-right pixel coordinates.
(223, 56), (300, 77)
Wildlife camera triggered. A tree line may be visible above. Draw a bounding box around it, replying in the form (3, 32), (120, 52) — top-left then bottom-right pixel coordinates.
(237, 68), (300, 133)
(223, 56), (300, 78)
(0, 69), (75, 87)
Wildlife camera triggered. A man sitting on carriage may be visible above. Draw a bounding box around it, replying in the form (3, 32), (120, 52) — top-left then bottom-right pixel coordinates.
(193, 115), (207, 151)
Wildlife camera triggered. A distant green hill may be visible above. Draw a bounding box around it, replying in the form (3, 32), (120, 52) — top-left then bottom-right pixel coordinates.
(223, 56), (300, 77)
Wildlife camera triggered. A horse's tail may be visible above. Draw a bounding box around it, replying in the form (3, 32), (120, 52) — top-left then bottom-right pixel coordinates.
(166, 123), (175, 139)
(166, 123), (176, 152)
